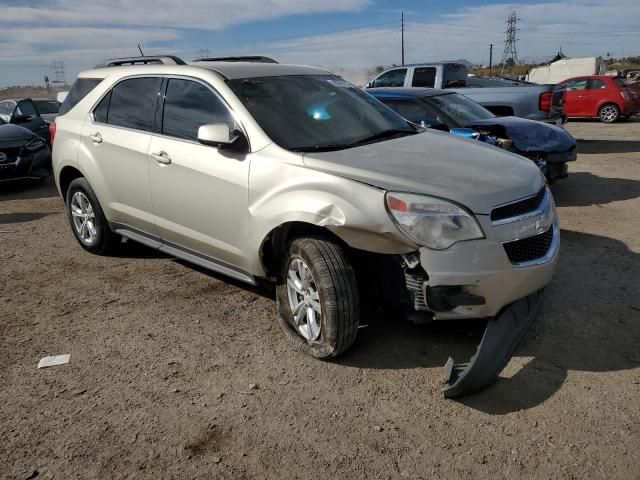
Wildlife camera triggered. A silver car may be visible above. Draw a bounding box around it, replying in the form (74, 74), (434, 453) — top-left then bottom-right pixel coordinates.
(52, 61), (559, 397)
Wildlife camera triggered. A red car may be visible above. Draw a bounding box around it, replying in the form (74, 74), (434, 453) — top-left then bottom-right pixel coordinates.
(560, 75), (639, 123)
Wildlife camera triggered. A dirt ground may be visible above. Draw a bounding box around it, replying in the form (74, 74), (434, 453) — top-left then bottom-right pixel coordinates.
(1, 119), (639, 480)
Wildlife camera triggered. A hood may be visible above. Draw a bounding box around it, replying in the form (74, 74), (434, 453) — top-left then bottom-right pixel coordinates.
(303, 130), (544, 215)
(464, 116), (576, 153)
(0, 124), (36, 147)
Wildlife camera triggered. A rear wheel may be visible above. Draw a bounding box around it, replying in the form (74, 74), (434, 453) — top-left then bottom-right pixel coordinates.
(276, 237), (359, 359)
(66, 177), (120, 255)
(599, 103), (620, 123)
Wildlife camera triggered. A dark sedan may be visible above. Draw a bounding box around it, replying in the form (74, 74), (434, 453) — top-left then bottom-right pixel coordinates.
(0, 118), (51, 182)
(368, 87), (577, 182)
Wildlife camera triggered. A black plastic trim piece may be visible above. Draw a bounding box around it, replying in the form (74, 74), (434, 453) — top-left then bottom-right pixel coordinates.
(443, 289), (544, 398)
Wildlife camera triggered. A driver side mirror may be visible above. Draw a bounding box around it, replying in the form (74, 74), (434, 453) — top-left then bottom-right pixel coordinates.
(197, 123), (247, 153)
(365, 82), (372, 89)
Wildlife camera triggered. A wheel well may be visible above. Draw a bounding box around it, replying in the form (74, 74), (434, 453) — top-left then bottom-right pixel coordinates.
(599, 102), (620, 112)
(59, 166), (84, 203)
(259, 222), (348, 278)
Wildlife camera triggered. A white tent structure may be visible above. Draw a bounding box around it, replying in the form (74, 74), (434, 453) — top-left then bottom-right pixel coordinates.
(527, 57), (606, 84)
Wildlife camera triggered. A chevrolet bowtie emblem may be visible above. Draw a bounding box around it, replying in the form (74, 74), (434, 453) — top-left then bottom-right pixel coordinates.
(0, 152), (7, 162)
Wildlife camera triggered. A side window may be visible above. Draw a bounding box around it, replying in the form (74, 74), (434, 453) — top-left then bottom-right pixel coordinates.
(0, 101), (14, 116)
(15, 100), (38, 118)
(93, 91), (111, 123)
(565, 79), (588, 91)
(107, 77), (162, 132)
(381, 99), (434, 124)
(162, 79), (233, 141)
(372, 69), (407, 88)
(412, 67), (437, 88)
(58, 78), (103, 116)
(589, 79), (606, 90)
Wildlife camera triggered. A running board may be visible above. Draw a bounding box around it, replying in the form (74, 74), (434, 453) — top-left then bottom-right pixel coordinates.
(113, 225), (256, 286)
(443, 289), (544, 398)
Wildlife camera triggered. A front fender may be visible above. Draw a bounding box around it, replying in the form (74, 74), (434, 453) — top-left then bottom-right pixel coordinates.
(247, 151), (414, 275)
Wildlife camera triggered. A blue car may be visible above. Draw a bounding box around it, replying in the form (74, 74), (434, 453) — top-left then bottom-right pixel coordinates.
(368, 88), (577, 182)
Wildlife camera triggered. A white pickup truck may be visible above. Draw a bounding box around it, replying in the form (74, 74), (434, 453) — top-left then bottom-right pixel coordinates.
(365, 62), (566, 126)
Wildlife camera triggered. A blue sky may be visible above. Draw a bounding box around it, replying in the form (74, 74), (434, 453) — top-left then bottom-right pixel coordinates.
(1, 0), (639, 86)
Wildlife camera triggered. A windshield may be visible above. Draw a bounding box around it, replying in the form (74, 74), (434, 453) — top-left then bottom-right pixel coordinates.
(228, 75), (416, 151)
(425, 93), (494, 125)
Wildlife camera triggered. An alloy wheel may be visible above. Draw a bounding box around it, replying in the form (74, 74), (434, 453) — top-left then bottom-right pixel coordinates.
(286, 258), (322, 341)
(600, 105), (618, 122)
(70, 191), (97, 245)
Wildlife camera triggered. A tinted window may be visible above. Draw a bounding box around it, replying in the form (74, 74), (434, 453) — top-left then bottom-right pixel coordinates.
(564, 79), (588, 91)
(93, 91), (111, 123)
(59, 78), (103, 115)
(372, 69), (407, 88)
(412, 67), (437, 88)
(589, 79), (606, 89)
(33, 100), (61, 114)
(162, 79), (233, 141)
(15, 100), (38, 117)
(107, 77), (161, 131)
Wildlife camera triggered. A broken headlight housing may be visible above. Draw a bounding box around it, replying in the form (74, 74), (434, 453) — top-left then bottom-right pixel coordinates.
(25, 136), (46, 152)
(386, 192), (484, 250)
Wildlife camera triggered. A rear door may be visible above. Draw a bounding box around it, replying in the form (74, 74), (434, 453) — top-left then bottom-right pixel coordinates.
(81, 76), (162, 236)
(148, 77), (250, 270)
(562, 78), (590, 116)
(410, 67), (438, 88)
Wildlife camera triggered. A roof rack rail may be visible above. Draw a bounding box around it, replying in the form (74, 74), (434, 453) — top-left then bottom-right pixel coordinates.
(192, 56), (278, 64)
(94, 55), (186, 68)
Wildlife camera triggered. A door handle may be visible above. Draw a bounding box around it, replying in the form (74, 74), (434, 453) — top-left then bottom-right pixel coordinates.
(151, 150), (171, 165)
(88, 132), (102, 143)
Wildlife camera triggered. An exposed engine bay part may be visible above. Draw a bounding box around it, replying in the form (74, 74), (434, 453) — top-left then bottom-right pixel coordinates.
(443, 289), (544, 399)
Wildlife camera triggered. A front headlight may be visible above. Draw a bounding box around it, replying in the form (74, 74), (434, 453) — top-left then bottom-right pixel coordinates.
(386, 192), (484, 249)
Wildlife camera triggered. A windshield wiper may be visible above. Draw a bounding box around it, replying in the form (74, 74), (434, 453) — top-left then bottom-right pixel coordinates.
(289, 144), (358, 152)
(351, 128), (417, 146)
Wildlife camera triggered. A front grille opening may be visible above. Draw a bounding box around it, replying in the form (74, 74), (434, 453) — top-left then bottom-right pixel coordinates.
(503, 225), (554, 264)
(491, 189), (545, 222)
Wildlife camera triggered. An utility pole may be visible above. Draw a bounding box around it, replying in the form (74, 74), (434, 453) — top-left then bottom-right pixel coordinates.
(196, 47), (211, 59)
(401, 11), (405, 66)
(489, 43), (494, 74)
(500, 11), (520, 74)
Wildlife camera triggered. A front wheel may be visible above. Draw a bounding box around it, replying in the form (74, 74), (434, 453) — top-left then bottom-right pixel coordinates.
(276, 237), (359, 359)
(599, 103), (620, 123)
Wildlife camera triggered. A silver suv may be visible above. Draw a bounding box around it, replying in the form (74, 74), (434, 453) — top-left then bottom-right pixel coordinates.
(52, 61), (559, 397)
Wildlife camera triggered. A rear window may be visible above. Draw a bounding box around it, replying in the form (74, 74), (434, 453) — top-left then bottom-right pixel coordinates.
(58, 78), (103, 116)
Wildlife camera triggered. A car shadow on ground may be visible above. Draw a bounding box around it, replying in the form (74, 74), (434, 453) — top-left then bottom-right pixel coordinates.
(337, 229), (640, 413)
(0, 175), (59, 201)
(577, 139), (640, 155)
(552, 171), (640, 207)
(0, 212), (55, 224)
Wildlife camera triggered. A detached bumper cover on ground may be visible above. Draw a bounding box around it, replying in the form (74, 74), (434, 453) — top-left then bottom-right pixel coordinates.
(443, 289), (544, 398)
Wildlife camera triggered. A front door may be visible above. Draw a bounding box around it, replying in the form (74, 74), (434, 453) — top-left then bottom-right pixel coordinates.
(148, 77), (250, 270)
(12, 100), (50, 141)
(563, 78), (590, 116)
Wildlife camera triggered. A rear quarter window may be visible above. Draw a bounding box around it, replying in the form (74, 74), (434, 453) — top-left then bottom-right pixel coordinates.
(58, 78), (104, 116)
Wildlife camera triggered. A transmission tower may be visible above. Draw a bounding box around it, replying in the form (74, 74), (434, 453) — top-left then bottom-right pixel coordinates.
(196, 47), (211, 59)
(51, 60), (67, 84)
(499, 11), (520, 73)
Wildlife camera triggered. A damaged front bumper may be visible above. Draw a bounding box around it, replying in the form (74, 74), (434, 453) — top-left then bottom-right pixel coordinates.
(443, 289), (544, 398)
(400, 188), (559, 397)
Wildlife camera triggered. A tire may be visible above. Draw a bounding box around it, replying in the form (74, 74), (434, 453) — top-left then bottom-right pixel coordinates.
(65, 177), (120, 255)
(598, 103), (620, 123)
(276, 237), (359, 359)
